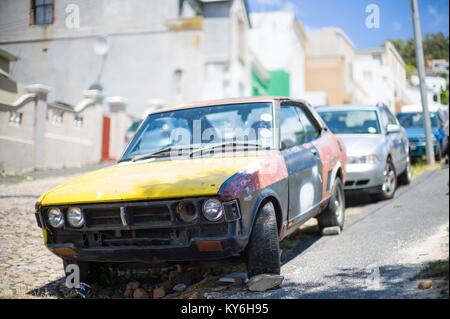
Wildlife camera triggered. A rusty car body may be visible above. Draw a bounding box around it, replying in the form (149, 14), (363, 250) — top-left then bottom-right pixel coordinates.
(35, 97), (347, 280)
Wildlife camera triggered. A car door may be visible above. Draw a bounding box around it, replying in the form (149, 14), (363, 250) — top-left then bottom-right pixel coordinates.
(381, 106), (408, 172)
(279, 103), (323, 223)
(301, 108), (336, 199)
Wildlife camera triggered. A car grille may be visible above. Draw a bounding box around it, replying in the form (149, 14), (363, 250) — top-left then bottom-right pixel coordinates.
(345, 180), (370, 188)
(100, 229), (174, 247)
(409, 138), (425, 144)
(43, 198), (232, 248)
(83, 204), (172, 229)
(84, 207), (122, 227)
(130, 205), (171, 226)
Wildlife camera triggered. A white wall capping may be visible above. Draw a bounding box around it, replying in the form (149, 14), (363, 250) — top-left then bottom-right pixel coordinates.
(72, 98), (97, 113)
(0, 93), (36, 112)
(106, 96), (129, 113)
(25, 84), (52, 96)
(106, 96), (128, 105)
(83, 89), (104, 101)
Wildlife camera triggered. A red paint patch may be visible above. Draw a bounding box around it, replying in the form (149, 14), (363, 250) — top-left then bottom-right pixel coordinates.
(219, 150), (288, 200)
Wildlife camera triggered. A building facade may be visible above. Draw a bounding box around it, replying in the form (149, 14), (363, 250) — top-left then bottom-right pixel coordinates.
(305, 28), (358, 105)
(0, 0), (252, 117)
(429, 59), (449, 79)
(353, 42), (407, 112)
(249, 10), (307, 98)
(306, 29), (407, 111)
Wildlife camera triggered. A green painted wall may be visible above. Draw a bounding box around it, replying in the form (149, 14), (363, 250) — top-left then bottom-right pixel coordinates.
(251, 71), (269, 96)
(252, 70), (291, 96)
(251, 69), (290, 97)
(267, 70), (290, 97)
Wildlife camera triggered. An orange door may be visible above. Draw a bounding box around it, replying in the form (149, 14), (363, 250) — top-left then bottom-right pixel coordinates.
(101, 116), (111, 162)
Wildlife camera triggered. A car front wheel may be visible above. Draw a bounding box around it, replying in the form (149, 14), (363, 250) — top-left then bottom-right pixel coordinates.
(246, 202), (281, 277)
(398, 159), (412, 185)
(371, 159), (397, 201)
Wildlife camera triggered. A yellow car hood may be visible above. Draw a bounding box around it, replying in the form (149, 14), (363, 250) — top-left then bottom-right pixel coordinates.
(39, 156), (262, 205)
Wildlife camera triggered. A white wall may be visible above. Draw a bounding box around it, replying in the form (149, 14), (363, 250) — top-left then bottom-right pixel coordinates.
(43, 103), (103, 169)
(0, 100), (36, 172)
(353, 43), (407, 112)
(406, 76), (447, 106)
(0, 87), (103, 174)
(250, 10), (306, 98)
(353, 53), (396, 109)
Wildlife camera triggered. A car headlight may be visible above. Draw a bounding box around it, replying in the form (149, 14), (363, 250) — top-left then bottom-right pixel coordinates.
(348, 155), (379, 165)
(176, 200), (198, 223)
(202, 199), (224, 222)
(67, 207), (85, 228)
(47, 208), (64, 228)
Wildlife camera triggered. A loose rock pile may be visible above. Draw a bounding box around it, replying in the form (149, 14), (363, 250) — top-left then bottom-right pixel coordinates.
(66, 261), (284, 299)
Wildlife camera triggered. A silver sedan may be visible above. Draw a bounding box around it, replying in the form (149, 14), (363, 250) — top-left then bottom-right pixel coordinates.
(316, 104), (411, 201)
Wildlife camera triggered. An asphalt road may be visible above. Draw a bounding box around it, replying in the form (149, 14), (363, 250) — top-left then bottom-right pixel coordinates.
(0, 164), (447, 299)
(212, 166), (449, 299)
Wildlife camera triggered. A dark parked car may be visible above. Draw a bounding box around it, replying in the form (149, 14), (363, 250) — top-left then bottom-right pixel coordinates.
(35, 97), (347, 281)
(396, 111), (446, 161)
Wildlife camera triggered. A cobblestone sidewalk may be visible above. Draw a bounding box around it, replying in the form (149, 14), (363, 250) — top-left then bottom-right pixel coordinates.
(0, 175), (81, 298)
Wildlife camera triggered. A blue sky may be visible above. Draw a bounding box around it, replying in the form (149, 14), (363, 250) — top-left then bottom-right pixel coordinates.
(248, 0), (449, 49)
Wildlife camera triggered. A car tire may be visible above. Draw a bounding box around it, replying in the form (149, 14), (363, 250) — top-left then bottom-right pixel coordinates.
(63, 259), (99, 284)
(398, 159), (412, 185)
(246, 202), (281, 278)
(371, 158), (397, 201)
(317, 177), (345, 231)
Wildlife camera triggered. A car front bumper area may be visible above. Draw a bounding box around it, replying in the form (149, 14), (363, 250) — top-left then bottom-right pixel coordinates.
(36, 198), (247, 263)
(409, 141), (439, 158)
(45, 237), (247, 263)
(344, 162), (385, 193)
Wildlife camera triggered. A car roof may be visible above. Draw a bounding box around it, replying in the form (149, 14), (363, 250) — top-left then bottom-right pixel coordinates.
(148, 96), (293, 114)
(315, 104), (380, 112)
(397, 111), (438, 114)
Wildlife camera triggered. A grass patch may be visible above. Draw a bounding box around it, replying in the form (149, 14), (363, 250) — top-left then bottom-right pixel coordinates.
(411, 159), (441, 179)
(414, 260), (449, 280)
(0, 162), (5, 178)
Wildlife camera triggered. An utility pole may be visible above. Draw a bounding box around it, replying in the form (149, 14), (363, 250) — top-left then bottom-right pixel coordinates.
(411, 0), (435, 164)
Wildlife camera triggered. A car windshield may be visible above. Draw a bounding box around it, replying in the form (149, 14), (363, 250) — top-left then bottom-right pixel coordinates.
(120, 102), (274, 161)
(396, 112), (440, 128)
(318, 110), (381, 134)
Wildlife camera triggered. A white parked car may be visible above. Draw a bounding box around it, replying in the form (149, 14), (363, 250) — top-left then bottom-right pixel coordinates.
(316, 104), (411, 201)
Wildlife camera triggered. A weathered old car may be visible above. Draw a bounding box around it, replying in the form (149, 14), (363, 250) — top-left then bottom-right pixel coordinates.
(35, 97), (347, 281)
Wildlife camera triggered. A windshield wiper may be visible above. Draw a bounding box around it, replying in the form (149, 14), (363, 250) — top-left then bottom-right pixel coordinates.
(131, 145), (189, 162)
(189, 142), (267, 158)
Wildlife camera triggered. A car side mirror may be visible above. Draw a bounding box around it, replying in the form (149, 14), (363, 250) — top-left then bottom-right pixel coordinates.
(386, 124), (401, 134)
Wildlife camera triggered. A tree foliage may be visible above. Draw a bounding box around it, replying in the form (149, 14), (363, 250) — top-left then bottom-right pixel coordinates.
(388, 32), (449, 68)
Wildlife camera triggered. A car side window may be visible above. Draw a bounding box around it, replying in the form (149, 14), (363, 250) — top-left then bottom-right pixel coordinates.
(385, 107), (398, 126)
(280, 106), (306, 150)
(379, 108), (390, 130)
(296, 107), (320, 142)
